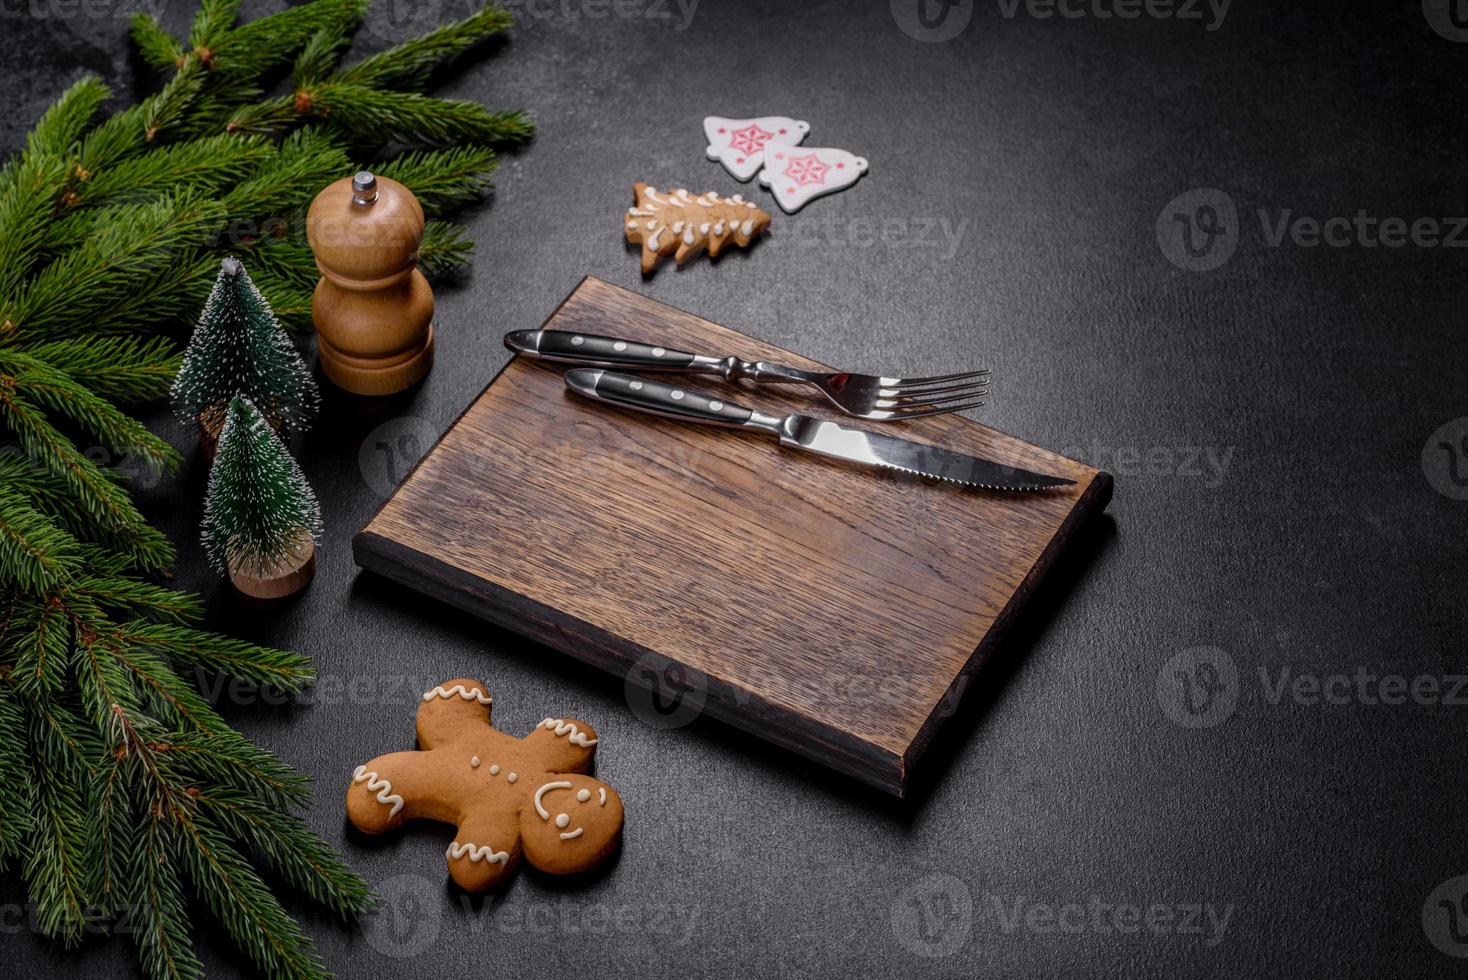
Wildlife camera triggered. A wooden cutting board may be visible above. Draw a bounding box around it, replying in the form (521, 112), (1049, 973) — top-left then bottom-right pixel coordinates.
(354, 276), (1112, 796)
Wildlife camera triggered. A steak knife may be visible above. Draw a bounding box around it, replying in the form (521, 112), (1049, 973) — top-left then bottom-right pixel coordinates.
(563, 369), (1073, 491)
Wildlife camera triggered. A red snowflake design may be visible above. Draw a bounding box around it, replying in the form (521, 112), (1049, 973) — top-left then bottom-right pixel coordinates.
(783, 153), (829, 187)
(729, 124), (774, 155)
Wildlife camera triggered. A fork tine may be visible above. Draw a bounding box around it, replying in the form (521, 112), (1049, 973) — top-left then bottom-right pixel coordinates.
(886, 400), (986, 420)
(881, 368), (990, 388)
(880, 378), (990, 401)
(879, 389), (989, 411)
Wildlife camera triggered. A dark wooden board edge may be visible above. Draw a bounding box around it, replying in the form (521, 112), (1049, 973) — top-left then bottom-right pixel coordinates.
(352, 529), (908, 794)
(900, 469), (1115, 786)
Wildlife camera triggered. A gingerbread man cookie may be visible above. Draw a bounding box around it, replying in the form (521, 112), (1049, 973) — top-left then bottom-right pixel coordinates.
(346, 679), (624, 891)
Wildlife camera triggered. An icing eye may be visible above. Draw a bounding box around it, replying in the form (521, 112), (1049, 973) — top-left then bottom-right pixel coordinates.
(555, 813), (570, 829)
(576, 789), (591, 802)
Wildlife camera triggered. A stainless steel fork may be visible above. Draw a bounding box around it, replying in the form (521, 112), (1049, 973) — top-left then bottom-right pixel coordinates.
(504, 329), (989, 421)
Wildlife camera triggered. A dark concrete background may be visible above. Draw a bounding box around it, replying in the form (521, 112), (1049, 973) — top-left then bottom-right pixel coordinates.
(4, 0), (1468, 976)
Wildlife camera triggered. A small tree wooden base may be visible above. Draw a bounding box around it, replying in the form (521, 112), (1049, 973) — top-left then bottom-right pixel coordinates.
(228, 537), (317, 599)
(317, 324), (434, 396)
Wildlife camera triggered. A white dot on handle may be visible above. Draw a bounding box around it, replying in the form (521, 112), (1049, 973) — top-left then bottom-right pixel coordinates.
(613, 341), (627, 351)
(671, 390), (684, 400)
(571, 336), (584, 345)
(652, 347), (665, 357)
(629, 381), (643, 391)
(709, 401), (724, 411)
(555, 813), (570, 828)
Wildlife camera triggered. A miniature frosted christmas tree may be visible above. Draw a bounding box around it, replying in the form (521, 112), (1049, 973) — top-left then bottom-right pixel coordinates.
(203, 396), (323, 598)
(171, 256), (320, 444)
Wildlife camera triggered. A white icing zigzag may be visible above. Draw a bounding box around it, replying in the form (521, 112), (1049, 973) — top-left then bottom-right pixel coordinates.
(423, 684), (493, 705)
(446, 842), (509, 865)
(540, 717), (598, 747)
(352, 765), (405, 818)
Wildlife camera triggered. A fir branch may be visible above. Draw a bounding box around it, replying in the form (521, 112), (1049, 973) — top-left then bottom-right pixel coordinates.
(293, 28), (351, 88)
(70, 134), (273, 209)
(0, 349), (181, 474)
(171, 812), (326, 979)
(2, 194), (225, 341)
(110, 642), (233, 735)
(9, 595), (73, 696)
(188, 0), (240, 50)
(23, 708), (99, 943)
(220, 129), (350, 217)
(19, 337), (181, 404)
(79, 67), (205, 170)
(0, 2), (538, 973)
(119, 622), (316, 691)
(419, 219), (474, 279)
(0, 487), (81, 591)
(26, 76), (111, 160)
(128, 817), (204, 980)
(238, 235), (318, 293)
(130, 15), (186, 73)
(0, 687), (33, 865)
(373, 145), (497, 216)
(0, 388), (159, 549)
(210, 0), (367, 80)
(0, 155), (68, 303)
(0, 453), (175, 573)
(192, 788), (373, 919)
(335, 3), (514, 90)
(298, 82), (534, 145)
(160, 731), (313, 810)
(221, 96), (299, 139)
(70, 576), (203, 624)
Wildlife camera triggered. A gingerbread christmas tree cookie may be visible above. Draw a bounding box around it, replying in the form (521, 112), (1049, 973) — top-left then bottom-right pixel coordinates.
(624, 182), (771, 273)
(346, 679), (624, 891)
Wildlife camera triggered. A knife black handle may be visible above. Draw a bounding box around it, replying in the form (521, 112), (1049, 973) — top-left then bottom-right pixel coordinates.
(564, 369), (763, 429)
(506, 329), (708, 371)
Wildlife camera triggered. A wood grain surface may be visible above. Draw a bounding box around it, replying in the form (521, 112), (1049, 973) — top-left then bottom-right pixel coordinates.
(354, 276), (1112, 796)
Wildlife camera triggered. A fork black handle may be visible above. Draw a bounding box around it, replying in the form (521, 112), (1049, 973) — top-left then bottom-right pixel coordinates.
(506, 329), (711, 371)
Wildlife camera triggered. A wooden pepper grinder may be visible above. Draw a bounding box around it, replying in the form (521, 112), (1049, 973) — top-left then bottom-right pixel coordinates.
(306, 171), (434, 395)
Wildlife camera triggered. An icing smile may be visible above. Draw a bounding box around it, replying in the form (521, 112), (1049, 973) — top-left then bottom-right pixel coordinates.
(534, 780), (603, 841)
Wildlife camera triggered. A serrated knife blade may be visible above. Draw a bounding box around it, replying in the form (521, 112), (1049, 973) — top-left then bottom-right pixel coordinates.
(780, 415), (1074, 491)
